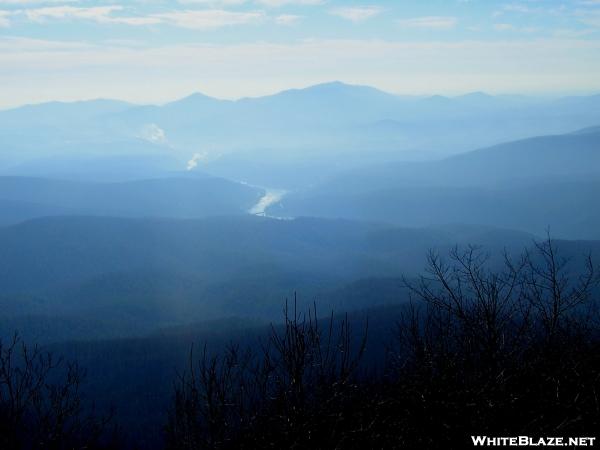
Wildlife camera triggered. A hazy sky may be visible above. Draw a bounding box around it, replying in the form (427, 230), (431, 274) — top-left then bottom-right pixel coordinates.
(1, 0), (600, 108)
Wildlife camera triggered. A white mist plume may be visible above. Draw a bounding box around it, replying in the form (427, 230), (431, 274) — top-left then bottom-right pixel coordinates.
(139, 123), (167, 144)
(186, 152), (208, 171)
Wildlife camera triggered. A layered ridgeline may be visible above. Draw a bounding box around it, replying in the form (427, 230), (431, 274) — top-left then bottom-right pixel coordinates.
(1, 84), (599, 449)
(2, 83), (600, 187)
(0, 215), (555, 343)
(272, 127), (600, 239)
(0, 175), (263, 226)
(1, 214), (599, 345)
(9, 232), (600, 449)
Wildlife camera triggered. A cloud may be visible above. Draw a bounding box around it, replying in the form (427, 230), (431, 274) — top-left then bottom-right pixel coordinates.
(0, 0), (79, 3)
(493, 22), (541, 33)
(2, 37), (600, 108)
(17, 5), (264, 28)
(275, 13), (301, 25)
(502, 3), (532, 14)
(178, 0), (247, 5)
(576, 9), (600, 27)
(397, 16), (457, 30)
(580, 17), (600, 27)
(153, 9), (264, 29)
(553, 28), (596, 37)
(0, 10), (10, 27)
(494, 23), (515, 31)
(23, 5), (124, 23)
(329, 6), (381, 23)
(256, 0), (323, 7)
(494, 3), (567, 17)
(110, 15), (162, 25)
(0, 35), (93, 50)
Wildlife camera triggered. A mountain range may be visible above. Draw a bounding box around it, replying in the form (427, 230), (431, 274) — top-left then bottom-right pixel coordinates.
(2, 82), (600, 187)
(272, 126), (600, 239)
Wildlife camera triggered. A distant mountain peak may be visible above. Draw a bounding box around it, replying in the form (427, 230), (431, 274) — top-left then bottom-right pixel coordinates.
(166, 91), (226, 107)
(181, 92), (216, 101)
(301, 80), (388, 93)
(267, 81), (398, 102)
(311, 80), (347, 88)
(457, 91), (494, 99)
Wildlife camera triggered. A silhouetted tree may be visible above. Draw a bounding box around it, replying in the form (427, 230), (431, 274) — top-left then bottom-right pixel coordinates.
(0, 334), (115, 450)
(167, 237), (599, 449)
(395, 235), (600, 447)
(166, 301), (368, 449)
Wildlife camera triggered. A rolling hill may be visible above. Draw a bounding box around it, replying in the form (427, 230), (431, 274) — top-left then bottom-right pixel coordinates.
(3, 214), (594, 345)
(273, 128), (600, 238)
(0, 175), (263, 225)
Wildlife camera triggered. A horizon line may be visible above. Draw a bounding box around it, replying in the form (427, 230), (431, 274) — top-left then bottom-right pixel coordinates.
(2, 80), (600, 111)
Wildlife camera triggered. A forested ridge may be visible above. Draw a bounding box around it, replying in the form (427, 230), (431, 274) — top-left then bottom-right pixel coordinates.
(2, 237), (598, 449)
